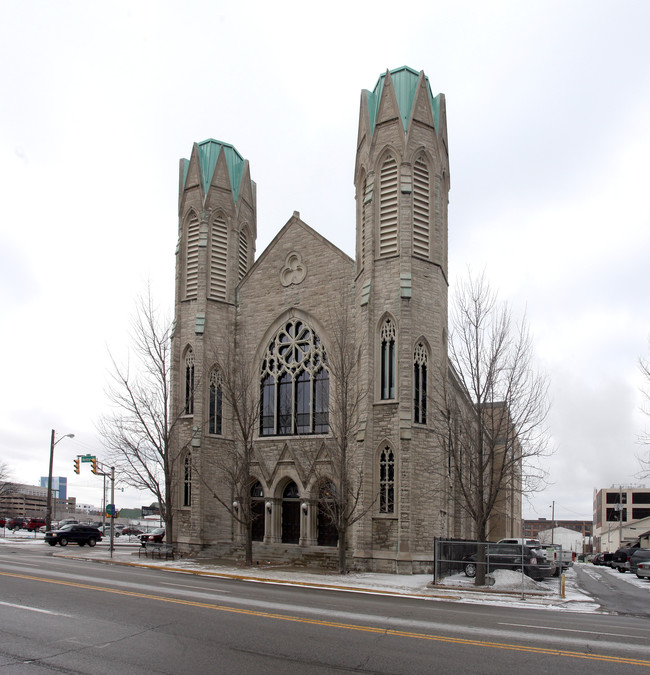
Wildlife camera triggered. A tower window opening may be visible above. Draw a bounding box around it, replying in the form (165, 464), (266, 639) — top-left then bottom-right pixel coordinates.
(413, 343), (427, 424)
(185, 348), (195, 415)
(380, 319), (396, 400)
(379, 446), (395, 514)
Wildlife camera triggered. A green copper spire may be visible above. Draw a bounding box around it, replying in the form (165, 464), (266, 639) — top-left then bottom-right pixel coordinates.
(365, 66), (441, 135)
(183, 139), (246, 202)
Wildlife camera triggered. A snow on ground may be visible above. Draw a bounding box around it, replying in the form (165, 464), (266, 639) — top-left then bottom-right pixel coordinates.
(1, 529), (642, 613)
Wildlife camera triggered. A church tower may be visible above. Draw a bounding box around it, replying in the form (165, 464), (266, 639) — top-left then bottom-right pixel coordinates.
(171, 139), (256, 550)
(353, 67), (451, 571)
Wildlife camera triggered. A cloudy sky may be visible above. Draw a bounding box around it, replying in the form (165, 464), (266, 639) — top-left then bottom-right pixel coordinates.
(1, 1), (649, 521)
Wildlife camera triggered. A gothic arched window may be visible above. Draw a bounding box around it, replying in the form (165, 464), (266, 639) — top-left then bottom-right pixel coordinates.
(413, 156), (430, 259)
(183, 453), (192, 507)
(209, 368), (223, 435)
(260, 319), (329, 436)
(380, 319), (396, 400)
(413, 342), (427, 424)
(184, 348), (195, 415)
(379, 446), (395, 514)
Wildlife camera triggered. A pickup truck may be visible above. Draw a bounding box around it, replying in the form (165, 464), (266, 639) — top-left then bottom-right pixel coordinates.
(542, 545), (573, 575)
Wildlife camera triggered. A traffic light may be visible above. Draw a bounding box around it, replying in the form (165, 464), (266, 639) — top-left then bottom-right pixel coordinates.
(73, 458), (80, 474)
(91, 457), (98, 475)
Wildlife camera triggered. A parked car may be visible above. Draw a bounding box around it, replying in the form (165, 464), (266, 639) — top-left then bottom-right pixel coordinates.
(98, 525), (117, 536)
(44, 524), (102, 547)
(593, 552), (614, 566)
(629, 549), (650, 574)
(57, 518), (79, 527)
(463, 543), (555, 581)
(121, 527), (143, 537)
(140, 528), (165, 546)
(25, 518), (46, 531)
(611, 545), (640, 573)
(497, 538), (543, 548)
(7, 518), (26, 530)
(636, 561), (650, 580)
(0, 517), (6, 527)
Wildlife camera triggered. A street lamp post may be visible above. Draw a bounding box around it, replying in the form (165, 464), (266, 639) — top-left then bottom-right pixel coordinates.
(46, 429), (74, 531)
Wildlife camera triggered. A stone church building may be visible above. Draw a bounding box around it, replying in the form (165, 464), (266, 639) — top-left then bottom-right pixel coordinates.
(169, 66), (521, 572)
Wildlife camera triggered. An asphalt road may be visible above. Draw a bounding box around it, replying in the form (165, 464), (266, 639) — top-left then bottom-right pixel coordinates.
(575, 564), (650, 618)
(1, 545), (649, 673)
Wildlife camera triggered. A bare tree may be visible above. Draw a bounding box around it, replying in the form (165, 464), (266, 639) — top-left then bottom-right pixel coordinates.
(638, 343), (650, 476)
(313, 287), (372, 574)
(436, 273), (551, 585)
(0, 461), (16, 499)
(196, 342), (260, 566)
(97, 290), (181, 536)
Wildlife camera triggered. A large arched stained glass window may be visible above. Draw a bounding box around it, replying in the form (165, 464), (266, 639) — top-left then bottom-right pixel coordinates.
(260, 319), (329, 436)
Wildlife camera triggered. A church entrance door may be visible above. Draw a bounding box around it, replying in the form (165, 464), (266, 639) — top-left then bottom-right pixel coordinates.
(281, 481), (300, 544)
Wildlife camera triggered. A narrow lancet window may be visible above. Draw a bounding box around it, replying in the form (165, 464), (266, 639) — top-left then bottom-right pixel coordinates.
(380, 319), (396, 400)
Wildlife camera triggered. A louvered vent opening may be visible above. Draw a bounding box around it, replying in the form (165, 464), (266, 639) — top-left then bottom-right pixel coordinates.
(186, 216), (200, 298)
(210, 217), (227, 299)
(238, 230), (248, 281)
(413, 158), (430, 259)
(361, 179), (367, 268)
(379, 158), (398, 257)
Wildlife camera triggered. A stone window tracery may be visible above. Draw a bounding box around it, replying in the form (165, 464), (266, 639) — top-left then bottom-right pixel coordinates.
(260, 319), (329, 436)
(413, 342), (427, 424)
(379, 446), (395, 514)
(380, 319), (396, 400)
(184, 348), (195, 415)
(209, 368), (223, 435)
(183, 453), (192, 507)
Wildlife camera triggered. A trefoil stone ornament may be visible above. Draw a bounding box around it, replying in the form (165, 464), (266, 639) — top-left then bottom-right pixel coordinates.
(280, 252), (307, 287)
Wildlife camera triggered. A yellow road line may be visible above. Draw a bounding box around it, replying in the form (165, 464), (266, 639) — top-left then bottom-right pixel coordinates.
(1, 570), (648, 667)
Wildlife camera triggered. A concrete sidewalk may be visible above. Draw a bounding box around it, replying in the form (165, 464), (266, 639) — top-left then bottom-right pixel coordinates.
(39, 542), (600, 613)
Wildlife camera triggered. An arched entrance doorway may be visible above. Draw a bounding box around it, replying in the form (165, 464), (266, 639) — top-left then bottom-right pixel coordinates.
(317, 481), (338, 547)
(251, 481), (265, 542)
(281, 481), (300, 544)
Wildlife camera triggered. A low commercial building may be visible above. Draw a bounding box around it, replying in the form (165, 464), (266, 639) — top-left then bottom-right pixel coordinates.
(593, 485), (650, 551)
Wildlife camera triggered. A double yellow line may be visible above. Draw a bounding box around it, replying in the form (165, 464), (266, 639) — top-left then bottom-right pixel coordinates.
(1, 570), (649, 667)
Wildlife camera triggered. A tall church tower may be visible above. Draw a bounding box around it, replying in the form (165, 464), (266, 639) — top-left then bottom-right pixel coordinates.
(171, 139), (256, 549)
(353, 67), (451, 572)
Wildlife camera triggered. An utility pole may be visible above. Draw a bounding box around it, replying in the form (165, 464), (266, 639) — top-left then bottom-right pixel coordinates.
(110, 466), (115, 556)
(551, 501), (555, 545)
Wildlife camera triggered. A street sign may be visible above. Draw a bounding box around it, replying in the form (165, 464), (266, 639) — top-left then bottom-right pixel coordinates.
(80, 454), (95, 463)
(106, 504), (115, 515)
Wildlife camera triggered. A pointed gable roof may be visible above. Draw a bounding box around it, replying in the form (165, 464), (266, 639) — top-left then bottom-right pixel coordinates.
(364, 66), (442, 136)
(182, 139), (248, 202)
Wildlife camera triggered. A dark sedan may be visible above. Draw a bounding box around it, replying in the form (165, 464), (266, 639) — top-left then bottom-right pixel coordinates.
(140, 528), (165, 546)
(44, 524), (103, 547)
(463, 543), (555, 581)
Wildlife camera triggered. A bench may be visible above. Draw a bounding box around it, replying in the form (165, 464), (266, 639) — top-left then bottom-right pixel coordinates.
(138, 542), (174, 560)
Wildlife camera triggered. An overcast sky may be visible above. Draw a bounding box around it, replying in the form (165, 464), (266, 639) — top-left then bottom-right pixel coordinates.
(1, 1), (649, 521)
